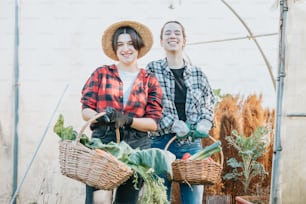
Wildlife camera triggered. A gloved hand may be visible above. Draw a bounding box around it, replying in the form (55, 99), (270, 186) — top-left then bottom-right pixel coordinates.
(90, 112), (112, 130)
(95, 113), (111, 124)
(103, 106), (133, 128)
(193, 119), (212, 139)
(172, 120), (191, 140)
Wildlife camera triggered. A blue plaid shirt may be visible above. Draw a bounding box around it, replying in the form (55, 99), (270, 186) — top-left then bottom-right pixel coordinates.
(146, 58), (215, 136)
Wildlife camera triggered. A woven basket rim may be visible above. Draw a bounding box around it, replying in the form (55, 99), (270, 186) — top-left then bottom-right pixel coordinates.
(165, 135), (224, 185)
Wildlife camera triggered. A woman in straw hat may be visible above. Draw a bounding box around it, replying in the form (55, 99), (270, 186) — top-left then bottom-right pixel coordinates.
(81, 20), (163, 204)
(146, 20), (215, 204)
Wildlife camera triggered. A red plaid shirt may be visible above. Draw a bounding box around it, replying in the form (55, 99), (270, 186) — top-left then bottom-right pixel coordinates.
(81, 64), (163, 123)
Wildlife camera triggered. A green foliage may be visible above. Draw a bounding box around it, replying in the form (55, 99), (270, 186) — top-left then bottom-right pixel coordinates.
(132, 166), (169, 204)
(223, 126), (269, 193)
(53, 114), (175, 203)
(86, 139), (134, 161)
(86, 139), (174, 204)
(87, 139), (174, 203)
(128, 148), (175, 178)
(188, 141), (222, 160)
(85, 138), (175, 178)
(53, 114), (77, 140)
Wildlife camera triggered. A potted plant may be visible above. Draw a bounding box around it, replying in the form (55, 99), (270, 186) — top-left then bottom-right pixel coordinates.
(223, 126), (270, 203)
(235, 195), (269, 204)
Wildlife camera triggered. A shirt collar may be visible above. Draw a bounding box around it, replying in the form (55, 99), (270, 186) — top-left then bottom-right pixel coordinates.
(160, 58), (192, 77)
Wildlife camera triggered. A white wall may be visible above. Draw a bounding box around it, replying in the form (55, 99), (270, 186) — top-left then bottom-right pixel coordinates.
(0, 0), (279, 203)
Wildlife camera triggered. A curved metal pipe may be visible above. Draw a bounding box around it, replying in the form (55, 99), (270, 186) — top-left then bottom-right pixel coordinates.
(270, 0), (288, 203)
(220, 0), (276, 91)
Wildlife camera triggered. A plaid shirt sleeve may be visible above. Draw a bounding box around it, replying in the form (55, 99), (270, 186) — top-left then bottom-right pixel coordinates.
(184, 65), (215, 126)
(144, 72), (163, 122)
(146, 59), (178, 134)
(80, 67), (101, 110)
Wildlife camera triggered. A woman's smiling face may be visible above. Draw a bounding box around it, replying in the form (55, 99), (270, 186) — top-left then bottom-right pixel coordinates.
(116, 33), (139, 65)
(160, 22), (186, 53)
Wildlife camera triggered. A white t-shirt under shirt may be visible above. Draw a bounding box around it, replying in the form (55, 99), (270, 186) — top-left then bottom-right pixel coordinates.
(118, 69), (139, 106)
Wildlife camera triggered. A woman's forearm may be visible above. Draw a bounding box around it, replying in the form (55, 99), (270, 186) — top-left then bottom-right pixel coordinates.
(81, 108), (97, 121)
(131, 117), (157, 132)
(82, 108), (158, 132)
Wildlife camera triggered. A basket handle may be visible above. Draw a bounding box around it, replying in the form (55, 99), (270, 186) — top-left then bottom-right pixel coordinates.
(76, 112), (120, 144)
(164, 135), (224, 167)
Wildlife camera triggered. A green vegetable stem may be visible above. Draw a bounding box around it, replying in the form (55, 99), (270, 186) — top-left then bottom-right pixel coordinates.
(189, 141), (222, 160)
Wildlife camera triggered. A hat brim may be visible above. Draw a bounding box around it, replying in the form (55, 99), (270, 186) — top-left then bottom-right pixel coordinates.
(102, 20), (153, 61)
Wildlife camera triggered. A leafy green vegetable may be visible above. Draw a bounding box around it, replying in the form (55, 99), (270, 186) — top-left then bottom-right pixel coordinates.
(87, 140), (174, 203)
(128, 148), (175, 178)
(131, 165), (169, 204)
(54, 114), (174, 203)
(86, 139), (174, 203)
(86, 139), (135, 162)
(223, 126), (269, 193)
(86, 139), (175, 179)
(53, 114), (77, 140)
(80, 135), (90, 145)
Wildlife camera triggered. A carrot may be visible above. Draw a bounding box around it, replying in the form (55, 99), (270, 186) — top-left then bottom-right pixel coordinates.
(95, 148), (105, 155)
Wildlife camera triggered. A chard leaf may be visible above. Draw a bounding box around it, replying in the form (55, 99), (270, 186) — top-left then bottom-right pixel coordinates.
(53, 114), (76, 140)
(86, 139), (135, 161)
(128, 148), (176, 178)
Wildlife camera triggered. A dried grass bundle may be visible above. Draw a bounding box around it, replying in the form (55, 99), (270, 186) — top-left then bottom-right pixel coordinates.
(242, 94), (265, 136)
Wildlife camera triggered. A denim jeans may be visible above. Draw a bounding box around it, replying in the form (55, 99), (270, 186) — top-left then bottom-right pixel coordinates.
(150, 134), (204, 204)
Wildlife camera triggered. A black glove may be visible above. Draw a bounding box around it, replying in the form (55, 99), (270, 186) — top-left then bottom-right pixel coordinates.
(90, 112), (112, 130)
(96, 113), (111, 124)
(103, 106), (133, 128)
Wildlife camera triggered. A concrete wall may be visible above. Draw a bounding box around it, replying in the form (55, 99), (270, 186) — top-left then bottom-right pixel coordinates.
(0, 0), (279, 203)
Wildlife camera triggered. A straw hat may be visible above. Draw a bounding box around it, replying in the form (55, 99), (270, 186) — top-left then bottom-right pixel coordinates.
(102, 20), (153, 61)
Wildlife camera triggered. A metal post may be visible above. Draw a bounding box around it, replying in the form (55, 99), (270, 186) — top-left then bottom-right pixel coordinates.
(12, 0), (20, 203)
(270, 1), (288, 203)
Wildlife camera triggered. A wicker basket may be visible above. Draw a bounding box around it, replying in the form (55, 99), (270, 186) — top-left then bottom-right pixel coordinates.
(58, 112), (133, 190)
(165, 136), (223, 185)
